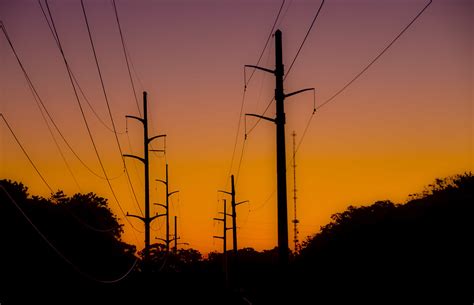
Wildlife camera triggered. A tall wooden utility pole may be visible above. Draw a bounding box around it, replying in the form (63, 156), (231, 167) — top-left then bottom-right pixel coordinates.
(245, 30), (313, 266)
(155, 163), (179, 253)
(124, 91), (166, 268)
(219, 175), (248, 254)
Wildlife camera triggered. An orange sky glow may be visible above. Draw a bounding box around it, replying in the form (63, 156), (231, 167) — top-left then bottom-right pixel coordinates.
(1, 0), (472, 255)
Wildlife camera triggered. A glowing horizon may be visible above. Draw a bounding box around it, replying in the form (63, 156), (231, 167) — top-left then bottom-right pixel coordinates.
(1, 0), (472, 255)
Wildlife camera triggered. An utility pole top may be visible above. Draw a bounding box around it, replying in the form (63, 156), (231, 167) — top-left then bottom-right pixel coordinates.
(244, 30), (315, 267)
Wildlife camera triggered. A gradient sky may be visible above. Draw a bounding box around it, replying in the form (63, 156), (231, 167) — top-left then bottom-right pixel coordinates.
(1, 0), (472, 255)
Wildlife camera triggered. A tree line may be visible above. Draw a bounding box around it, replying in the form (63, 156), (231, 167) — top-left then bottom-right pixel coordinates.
(1, 172), (472, 304)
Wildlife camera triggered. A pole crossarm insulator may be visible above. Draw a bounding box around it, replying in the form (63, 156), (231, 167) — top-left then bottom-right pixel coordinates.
(214, 217), (225, 222)
(219, 212), (233, 217)
(125, 115), (144, 124)
(244, 64), (275, 75)
(155, 237), (167, 243)
(149, 214), (165, 222)
(213, 236), (224, 240)
(218, 190), (232, 196)
(123, 154), (145, 164)
(236, 200), (249, 206)
(168, 190), (179, 197)
(153, 203), (167, 209)
(245, 113), (276, 124)
(147, 134), (166, 145)
(155, 179), (167, 186)
(126, 212), (146, 222)
(284, 88), (315, 99)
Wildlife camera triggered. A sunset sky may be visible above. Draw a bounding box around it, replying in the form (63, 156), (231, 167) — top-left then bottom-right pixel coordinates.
(0, 0), (472, 255)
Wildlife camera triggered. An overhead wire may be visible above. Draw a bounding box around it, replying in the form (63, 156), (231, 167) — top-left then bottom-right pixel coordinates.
(0, 185), (139, 284)
(245, 0), (325, 137)
(0, 22), (124, 181)
(79, 0), (143, 216)
(276, 0), (294, 29)
(295, 0), (433, 154)
(111, 0), (166, 211)
(44, 0), (142, 233)
(112, 0), (141, 116)
(284, 0), (325, 79)
(37, 0), (126, 135)
(247, 0), (434, 220)
(224, 0), (286, 188)
(1, 114), (116, 233)
(0, 114), (53, 194)
(245, 0), (285, 87)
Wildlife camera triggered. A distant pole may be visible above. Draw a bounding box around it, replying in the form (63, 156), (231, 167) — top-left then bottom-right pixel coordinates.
(230, 175), (237, 254)
(219, 175), (248, 255)
(213, 199), (231, 286)
(124, 91), (166, 270)
(174, 215), (178, 253)
(155, 163), (179, 253)
(223, 200), (227, 256)
(165, 165), (170, 252)
(245, 30), (314, 267)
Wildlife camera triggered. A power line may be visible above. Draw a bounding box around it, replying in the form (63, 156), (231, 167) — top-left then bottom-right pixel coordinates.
(315, 0), (433, 111)
(110, 0), (164, 207)
(0, 19), (127, 234)
(247, 0), (434, 221)
(0, 114), (53, 194)
(112, 0), (141, 116)
(245, 0), (285, 87)
(40, 0), (142, 217)
(0, 184), (139, 284)
(225, 0), (286, 187)
(0, 22), (123, 181)
(2, 113), (116, 233)
(244, 0), (324, 136)
(37, 0), (125, 135)
(224, 87), (247, 186)
(43, 0), (141, 217)
(285, 0), (325, 79)
(31, 74), (82, 192)
(295, 0), (433, 154)
(245, 97), (273, 137)
(44, 0), (142, 232)
(275, 0), (294, 29)
(79, 0), (143, 216)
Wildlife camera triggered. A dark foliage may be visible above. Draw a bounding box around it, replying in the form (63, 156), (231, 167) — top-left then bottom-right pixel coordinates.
(291, 172), (473, 304)
(0, 179), (136, 304)
(1, 173), (472, 304)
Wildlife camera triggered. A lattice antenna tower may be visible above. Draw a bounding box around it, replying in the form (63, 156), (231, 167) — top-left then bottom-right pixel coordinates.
(292, 131), (299, 252)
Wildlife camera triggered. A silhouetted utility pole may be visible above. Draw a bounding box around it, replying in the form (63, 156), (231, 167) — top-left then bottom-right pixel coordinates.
(245, 30), (313, 266)
(172, 216), (189, 252)
(154, 163), (179, 253)
(173, 215), (178, 253)
(213, 199), (231, 285)
(124, 91), (166, 268)
(219, 175), (248, 254)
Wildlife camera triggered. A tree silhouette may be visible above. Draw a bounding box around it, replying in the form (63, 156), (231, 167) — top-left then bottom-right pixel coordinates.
(293, 173), (473, 304)
(0, 179), (136, 304)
